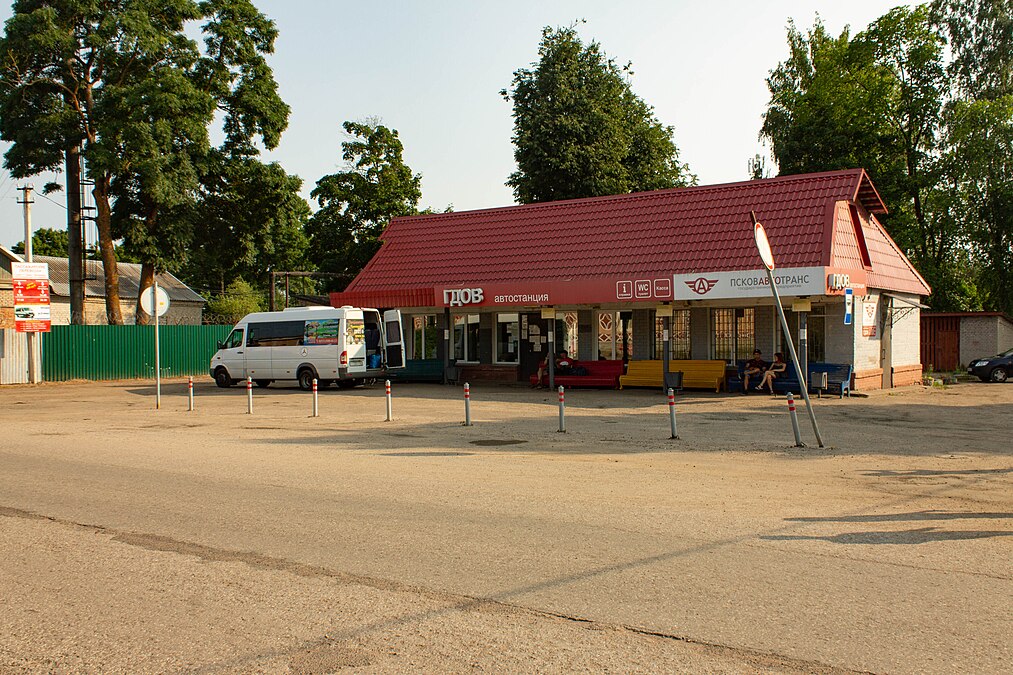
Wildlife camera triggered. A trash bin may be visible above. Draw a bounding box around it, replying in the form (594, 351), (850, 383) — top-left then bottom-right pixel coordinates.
(663, 370), (683, 393)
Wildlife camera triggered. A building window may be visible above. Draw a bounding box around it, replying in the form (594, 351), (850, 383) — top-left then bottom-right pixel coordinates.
(453, 314), (480, 362)
(597, 311), (631, 360)
(653, 310), (691, 359)
(411, 315), (438, 360)
(555, 312), (578, 356)
(711, 308), (754, 362)
(496, 313), (520, 363)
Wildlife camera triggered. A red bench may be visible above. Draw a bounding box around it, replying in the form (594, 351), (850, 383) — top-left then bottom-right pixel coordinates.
(529, 359), (624, 389)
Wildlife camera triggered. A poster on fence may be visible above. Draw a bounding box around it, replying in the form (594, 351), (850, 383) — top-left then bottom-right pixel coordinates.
(11, 262), (51, 333)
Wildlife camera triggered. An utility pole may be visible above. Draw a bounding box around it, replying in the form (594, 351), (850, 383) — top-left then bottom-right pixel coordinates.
(18, 185), (39, 384)
(67, 145), (86, 324)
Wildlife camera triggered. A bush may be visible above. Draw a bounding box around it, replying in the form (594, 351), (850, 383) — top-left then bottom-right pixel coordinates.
(204, 279), (263, 325)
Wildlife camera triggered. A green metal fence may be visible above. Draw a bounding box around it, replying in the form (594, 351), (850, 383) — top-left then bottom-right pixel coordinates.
(41, 325), (233, 382)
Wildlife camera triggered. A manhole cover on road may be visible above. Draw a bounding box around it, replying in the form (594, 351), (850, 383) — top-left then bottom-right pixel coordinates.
(469, 439), (527, 447)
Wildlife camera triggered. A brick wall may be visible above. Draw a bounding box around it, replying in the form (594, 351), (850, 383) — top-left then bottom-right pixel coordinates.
(853, 291), (883, 390)
(690, 307), (709, 359)
(824, 300), (854, 364)
(960, 317), (1002, 366)
(632, 309), (652, 360)
(891, 298), (921, 367)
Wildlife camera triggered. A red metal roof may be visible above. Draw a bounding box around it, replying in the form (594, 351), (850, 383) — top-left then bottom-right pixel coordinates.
(334, 169), (928, 306)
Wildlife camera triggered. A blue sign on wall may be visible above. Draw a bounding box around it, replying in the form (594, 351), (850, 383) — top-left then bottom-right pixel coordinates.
(844, 288), (854, 325)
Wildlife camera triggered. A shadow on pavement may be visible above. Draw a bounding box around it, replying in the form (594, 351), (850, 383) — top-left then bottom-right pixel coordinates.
(762, 527), (1013, 545)
(786, 510), (1013, 523)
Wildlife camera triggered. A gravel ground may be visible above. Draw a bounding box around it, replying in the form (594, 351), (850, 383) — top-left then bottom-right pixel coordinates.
(0, 378), (1010, 673)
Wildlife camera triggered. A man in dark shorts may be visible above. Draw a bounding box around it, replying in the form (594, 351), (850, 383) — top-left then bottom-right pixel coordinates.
(742, 349), (766, 394)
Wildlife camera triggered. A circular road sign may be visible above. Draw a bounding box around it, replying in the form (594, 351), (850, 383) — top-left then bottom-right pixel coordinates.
(139, 285), (170, 317)
(754, 221), (776, 271)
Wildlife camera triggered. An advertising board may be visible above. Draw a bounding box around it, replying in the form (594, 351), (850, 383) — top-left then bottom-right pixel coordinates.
(11, 262), (51, 333)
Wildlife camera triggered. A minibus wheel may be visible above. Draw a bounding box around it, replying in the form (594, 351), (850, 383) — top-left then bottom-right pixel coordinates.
(297, 368), (317, 391)
(213, 368), (233, 389)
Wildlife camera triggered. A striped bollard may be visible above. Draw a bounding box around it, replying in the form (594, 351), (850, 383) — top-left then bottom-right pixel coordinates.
(246, 376), (253, 415)
(464, 382), (472, 426)
(668, 388), (679, 439)
(187, 376), (194, 412)
(312, 378), (319, 418)
(385, 380), (392, 422)
(786, 392), (804, 447)
(557, 385), (566, 433)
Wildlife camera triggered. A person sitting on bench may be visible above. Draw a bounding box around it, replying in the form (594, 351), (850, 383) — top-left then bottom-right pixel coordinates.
(742, 349), (767, 394)
(533, 350), (571, 388)
(756, 352), (787, 394)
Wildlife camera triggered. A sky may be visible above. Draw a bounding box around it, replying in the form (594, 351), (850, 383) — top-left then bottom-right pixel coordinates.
(0, 0), (915, 250)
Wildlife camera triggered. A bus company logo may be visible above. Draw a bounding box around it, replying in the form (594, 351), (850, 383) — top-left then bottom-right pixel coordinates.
(443, 287), (484, 307)
(685, 277), (718, 295)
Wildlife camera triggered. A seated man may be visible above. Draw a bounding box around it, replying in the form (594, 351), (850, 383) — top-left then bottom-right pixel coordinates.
(757, 352), (788, 394)
(741, 349), (767, 394)
(532, 350), (572, 387)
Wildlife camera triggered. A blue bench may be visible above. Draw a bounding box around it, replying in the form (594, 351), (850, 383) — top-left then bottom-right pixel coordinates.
(729, 361), (801, 394)
(729, 361), (851, 397)
(809, 362), (852, 398)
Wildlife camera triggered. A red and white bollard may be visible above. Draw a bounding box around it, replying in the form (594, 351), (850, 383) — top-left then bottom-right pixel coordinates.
(311, 378), (319, 417)
(187, 376), (194, 412)
(385, 379), (392, 422)
(786, 392), (804, 447)
(668, 388), (679, 439)
(557, 385), (566, 433)
(246, 376), (253, 414)
(464, 382), (472, 426)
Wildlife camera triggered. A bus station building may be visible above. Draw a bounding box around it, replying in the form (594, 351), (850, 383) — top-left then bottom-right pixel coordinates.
(330, 169), (930, 391)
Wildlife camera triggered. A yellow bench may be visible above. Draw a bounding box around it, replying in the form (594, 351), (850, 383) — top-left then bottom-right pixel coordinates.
(619, 359), (726, 392)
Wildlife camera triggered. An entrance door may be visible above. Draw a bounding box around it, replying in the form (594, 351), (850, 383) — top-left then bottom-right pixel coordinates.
(520, 313), (548, 381)
(881, 297), (893, 388)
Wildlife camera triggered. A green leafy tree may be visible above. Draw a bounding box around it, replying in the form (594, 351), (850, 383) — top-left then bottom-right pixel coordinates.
(933, 0), (1013, 100)
(177, 151), (312, 295)
(306, 121), (422, 289)
(502, 25), (693, 204)
(12, 227), (69, 257)
(204, 278), (263, 324)
(760, 11), (970, 309)
(0, 0), (288, 324)
(933, 0), (1013, 313)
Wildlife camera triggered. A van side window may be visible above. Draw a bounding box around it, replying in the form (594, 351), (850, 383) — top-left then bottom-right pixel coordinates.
(224, 329), (244, 349)
(247, 320), (305, 347)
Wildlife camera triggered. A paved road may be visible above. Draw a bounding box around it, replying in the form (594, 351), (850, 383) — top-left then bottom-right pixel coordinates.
(1, 380), (1010, 673)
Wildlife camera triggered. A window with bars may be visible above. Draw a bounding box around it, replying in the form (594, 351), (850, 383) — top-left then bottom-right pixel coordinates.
(711, 308), (755, 362)
(653, 310), (691, 359)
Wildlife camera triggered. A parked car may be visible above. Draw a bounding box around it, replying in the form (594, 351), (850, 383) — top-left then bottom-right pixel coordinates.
(967, 348), (1012, 382)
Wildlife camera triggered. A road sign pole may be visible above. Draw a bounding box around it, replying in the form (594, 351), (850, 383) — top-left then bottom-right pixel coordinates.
(752, 211), (824, 449)
(154, 278), (161, 410)
(765, 266), (824, 448)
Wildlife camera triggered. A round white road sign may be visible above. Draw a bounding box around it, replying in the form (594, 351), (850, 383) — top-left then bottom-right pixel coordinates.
(139, 285), (170, 317)
(754, 221), (776, 271)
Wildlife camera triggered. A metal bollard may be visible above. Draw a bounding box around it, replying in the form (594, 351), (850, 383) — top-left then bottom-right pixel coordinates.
(312, 378), (319, 418)
(187, 376), (194, 412)
(786, 392), (805, 447)
(464, 382), (472, 426)
(385, 379), (392, 422)
(668, 388), (679, 439)
(557, 385), (566, 433)
(246, 376), (253, 414)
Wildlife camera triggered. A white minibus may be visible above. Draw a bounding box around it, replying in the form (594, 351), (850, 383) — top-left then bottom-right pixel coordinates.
(209, 306), (404, 389)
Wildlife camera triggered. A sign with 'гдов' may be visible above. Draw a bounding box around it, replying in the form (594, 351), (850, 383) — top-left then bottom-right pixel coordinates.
(11, 262), (51, 333)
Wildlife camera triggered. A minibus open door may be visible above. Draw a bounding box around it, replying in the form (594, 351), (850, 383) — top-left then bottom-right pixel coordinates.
(383, 309), (405, 368)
